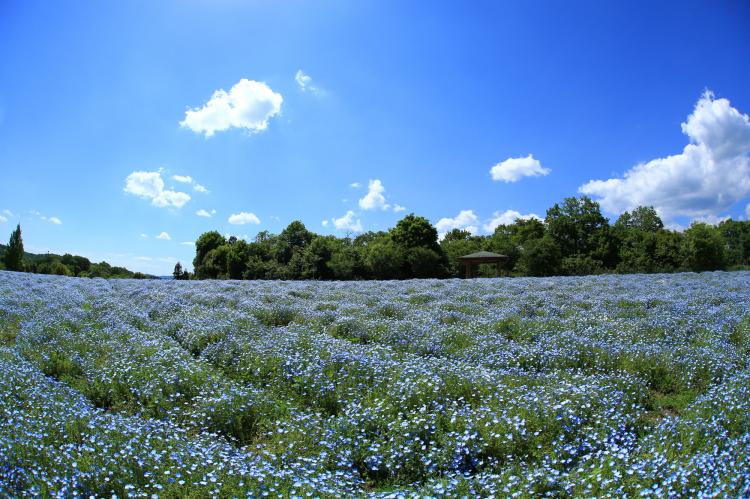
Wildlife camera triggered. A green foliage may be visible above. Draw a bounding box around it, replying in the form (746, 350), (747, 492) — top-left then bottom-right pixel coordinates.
(729, 317), (750, 353)
(254, 307), (299, 327)
(615, 206), (664, 233)
(1, 241), (148, 279)
(391, 213), (440, 252)
(276, 220), (314, 264)
(3, 224), (24, 271)
(684, 223), (726, 271)
(327, 243), (363, 280)
(545, 196), (608, 258)
(0, 316), (19, 346)
(561, 254), (606, 276)
(183, 201), (750, 281)
(718, 219), (750, 267)
(365, 239), (406, 279)
(654, 229), (685, 272)
(173, 262), (190, 280)
(193, 231), (227, 278)
(516, 235), (561, 276)
(226, 240), (250, 279)
(406, 246), (443, 278)
(202, 246), (230, 279)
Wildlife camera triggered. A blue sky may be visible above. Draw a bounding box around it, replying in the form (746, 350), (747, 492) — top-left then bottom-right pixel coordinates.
(1, 1), (750, 274)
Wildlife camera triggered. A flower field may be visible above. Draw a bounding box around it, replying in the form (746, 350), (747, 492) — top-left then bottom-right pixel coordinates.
(1, 270), (749, 497)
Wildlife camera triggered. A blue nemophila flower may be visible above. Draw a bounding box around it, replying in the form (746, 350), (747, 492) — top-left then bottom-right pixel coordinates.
(0, 270), (749, 496)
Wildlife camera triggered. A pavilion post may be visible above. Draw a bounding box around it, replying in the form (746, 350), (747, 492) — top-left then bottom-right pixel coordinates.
(458, 251), (508, 279)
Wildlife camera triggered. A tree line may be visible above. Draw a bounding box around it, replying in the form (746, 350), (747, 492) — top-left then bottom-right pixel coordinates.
(0, 224), (153, 279)
(186, 196), (750, 280)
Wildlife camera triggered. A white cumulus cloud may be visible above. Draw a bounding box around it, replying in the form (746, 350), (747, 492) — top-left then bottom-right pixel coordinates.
(180, 79), (283, 137)
(435, 210), (480, 239)
(490, 154), (551, 182)
(393, 204), (406, 213)
(228, 212), (260, 225)
(0, 215), (7, 223)
(124, 171), (191, 209)
(332, 210), (363, 232)
(483, 210), (542, 233)
(156, 232), (171, 240)
(181, 241), (195, 246)
(580, 91), (750, 221)
(193, 184), (208, 193)
(358, 179), (390, 210)
(321, 220), (329, 227)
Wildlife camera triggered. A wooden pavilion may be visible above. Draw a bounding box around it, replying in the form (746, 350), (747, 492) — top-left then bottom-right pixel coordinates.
(458, 251), (508, 278)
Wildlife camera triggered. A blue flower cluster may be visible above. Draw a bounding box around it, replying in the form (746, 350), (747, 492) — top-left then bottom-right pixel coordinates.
(0, 270), (749, 496)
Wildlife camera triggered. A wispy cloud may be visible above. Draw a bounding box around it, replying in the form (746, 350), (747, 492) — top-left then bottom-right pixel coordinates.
(295, 70), (325, 96)
(196, 209), (216, 218)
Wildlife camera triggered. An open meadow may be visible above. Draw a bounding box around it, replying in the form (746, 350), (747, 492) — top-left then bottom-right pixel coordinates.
(1, 270), (749, 497)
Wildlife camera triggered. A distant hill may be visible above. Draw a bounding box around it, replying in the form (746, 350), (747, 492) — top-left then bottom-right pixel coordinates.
(0, 244), (155, 279)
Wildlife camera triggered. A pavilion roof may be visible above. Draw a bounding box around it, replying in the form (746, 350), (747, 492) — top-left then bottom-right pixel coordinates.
(458, 251), (508, 260)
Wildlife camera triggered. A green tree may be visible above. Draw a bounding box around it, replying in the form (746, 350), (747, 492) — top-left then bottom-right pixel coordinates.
(615, 206), (663, 233)
(202, 246), (230, 279)
(276, 221), (314, 264)
(193, 231), (227, 279)
(3, 224), (24, 271)
(173, 262), (190, 280)
(328, 244), (363, 280)
(718, 219), (750, 267)
(654, 229), (685, 272)
(613, 207), (666, 273)
(226, 240), (250, 279)
(390, 214), (441, 252)
(487, 218), (546, 275)
(684, 223), (726, 271)
(364, 240), (405, 279)
(406, 247), (443, 278)
(545, 196), (609, 258)
(51, 260), (72, 276)
(516, 235), (561, 276)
